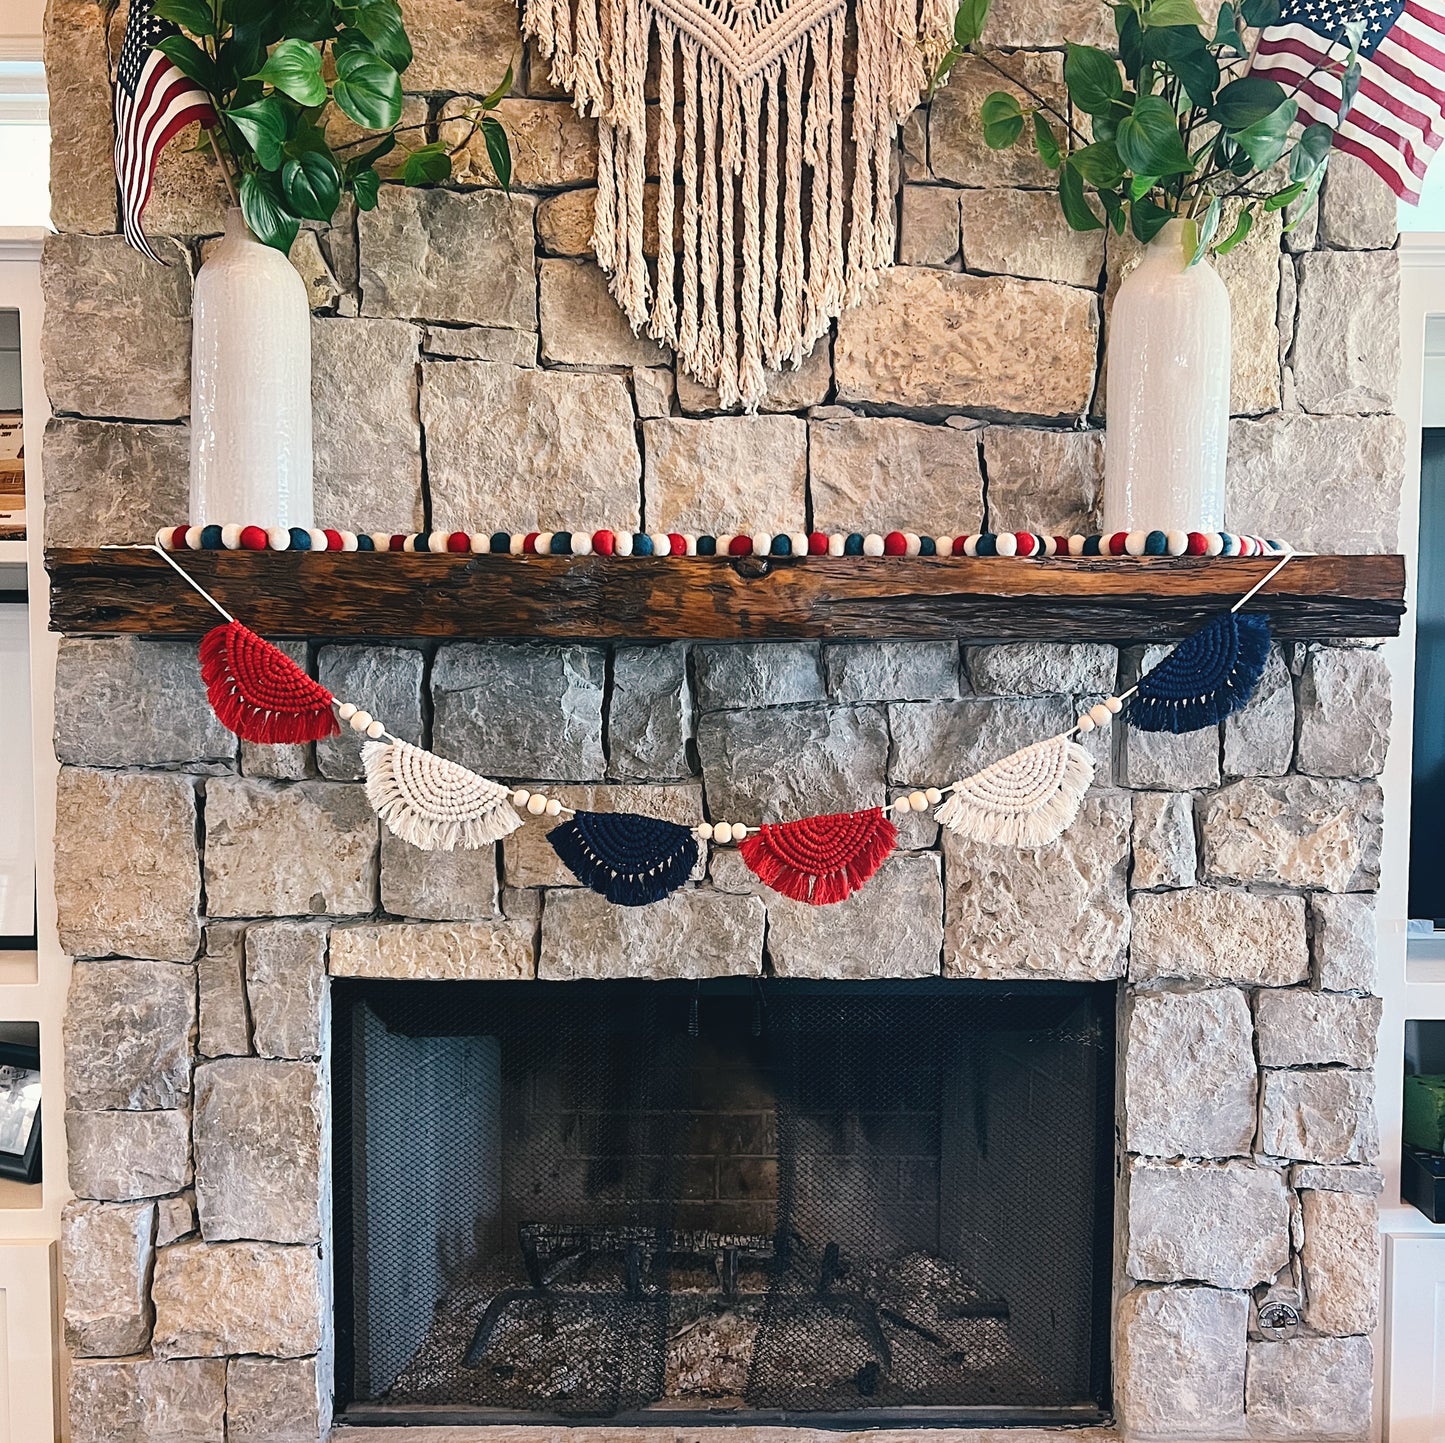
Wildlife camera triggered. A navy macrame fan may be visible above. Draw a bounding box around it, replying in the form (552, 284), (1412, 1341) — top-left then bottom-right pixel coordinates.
(1129, 612), (1272, 734)
(547, 811), (700, 906)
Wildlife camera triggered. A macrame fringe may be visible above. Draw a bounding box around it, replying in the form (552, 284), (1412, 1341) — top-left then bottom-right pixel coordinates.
(738, 808), (898, 905)
(519, 0), (951, 410)
(548, 810), (700, 905)
(1129, 612), (1273, 734)
(199, 620), (340, 744)
(362, 739), (522, 851)
(934, 736), (1096, 850)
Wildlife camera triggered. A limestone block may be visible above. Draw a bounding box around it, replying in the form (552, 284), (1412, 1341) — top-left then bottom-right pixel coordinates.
(981, 0), (1114, 45)
(1291, 1163), (1384, 1196)
(964, 642), (1116, 697)
(503, 783), (704, 887)
(1256, 990), (1381, 1069)
(944, 793), (1130, 980)
(311, 318), (424, 532)
(227, 1356), (328, 1443)
(194, 1058), (324, 1245)
(442, 97), (598, 188)
(644, 416), (808, 533)
(245, 923), (328, 1060)
(1117, 646), (1221, 790)
(329, 920), (536, 979)
(1258, 1069), (1377, 1164)
(289, 231), (342, 311)
(607, 645), (693, 779)
(42, 233), (191, 421)
(1245, 1336), (1373, 1439)
(156, 1193), (197, 1247)
(1131, 792), (1196, 890)
(694, 643), (825, 711)
(1126, 1159), (1290, 1288)
(204, 779), (379, 918)
(358, 188), (536, 328)
(1301, 1189), (1379, 1336)
(537, 188), (598, 255)
(1114, 1285), (1247, 1437)
(676, 342), (833, 414)
(898, 185), (959, 265)
(1293, 250), (1400, 413)
(809, 415), (985, 536)
(68, 1358), (226, 1443)
(1124, 986), (1257, 1157)
(147, 121), (229, 236)
(315, 645), (425, 781)
(423, 325), (538, 365)
(45, 0), (119, 233)
(981, 426), (1104, 535)
(1310, 893), (1377, 993)
(538, 886), (765, 978)
(889, 696), (1074, 783)
(54, 638), (235, 767)
(1130, 890), (1308, 986)
(930, 52), (1066, 187)
(151, 1240), (324, 1358)
(834, 268), (1097, 418)
(42, 417), (189, 547)
(1295, 646), (1391, 779)
(65, 960), (195, 1110)
(1199, 777), (1383, 892)
(1320, 150), (1399, 250)
(67, 1109), (191, 1201)
(1214, 205), (1283, 415)
(697, 705), (889, 821)
(959, 188), (1104, 288)
(55, 769), (201, 962)
(1227, 412), (1404, 552)
(381, 829), (499, 921)
(198, 925), (251, 1059)
(539, 259), (668, 366)
(398, 0), (520, 92)
(432, 642), (606, 780)
(1223, 644), (1293, 778)
(424, 362), (642, 531)
(823, 642), (959, 702)
(63, 1199), (155, 1356)
(633, 366), (676, 417)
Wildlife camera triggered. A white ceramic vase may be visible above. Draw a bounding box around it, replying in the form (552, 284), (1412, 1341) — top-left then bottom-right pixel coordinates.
(1102, 217), (1230, 534)
(189, 208), (313, 528)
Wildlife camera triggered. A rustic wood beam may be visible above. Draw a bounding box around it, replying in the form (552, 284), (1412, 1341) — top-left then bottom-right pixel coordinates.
(45, 548), (1407, 642)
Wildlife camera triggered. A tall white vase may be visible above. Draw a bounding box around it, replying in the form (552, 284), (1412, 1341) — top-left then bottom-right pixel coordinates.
(189, 208), (313, 528)
(1102, 217), (1230, 534)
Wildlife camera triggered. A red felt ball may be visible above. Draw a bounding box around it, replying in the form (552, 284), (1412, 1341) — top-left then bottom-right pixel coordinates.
(951, 536), (969, 556)
(593, 529), (615, 556)
(1014, 532), (1036, 556)
(388, 533), (407, 551)
(1054, 536), (1069, 556)
(808, 531), (828, 555)
(1108, 532), (1128, 555)
(446, 531), (470, 553)
(163, 526), (188, 550)
(668, 532), (687, 556)
(883, 530), (907, 556)
(239, 525), (268, 551)
(1185, 532), (1208, 555)
(321, 528), (343, 551)
(522, 531), (540, 554)
(728, 535), (752, 556)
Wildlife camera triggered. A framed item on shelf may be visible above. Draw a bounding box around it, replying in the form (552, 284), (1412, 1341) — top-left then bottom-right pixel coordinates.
(0, 1040), (41, 1184)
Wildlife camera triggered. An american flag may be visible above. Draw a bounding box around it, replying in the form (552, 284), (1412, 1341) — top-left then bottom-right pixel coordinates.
(1250, 0), (1445, 201)
(114, 0), (217, 261)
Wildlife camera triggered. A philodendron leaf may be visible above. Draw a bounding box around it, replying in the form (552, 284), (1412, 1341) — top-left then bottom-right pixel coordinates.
(1117, 93), (1193, 176)
(401, 139), (452, 185)
(350, 167), (381, 209)
(953, 0), (992, 48)
(354, 0), (414, 73)
(482, 113), (512, 190)
(1033, 111), (1062, 168)
(1064, 42), (1123, 113)
(332, 48), (403, 129)
(227, 95), (289, 170)
(1190, 195), (1220, 263)
(481, 61), (515, 109)
(1231, 96), (1297, 169)
(251, 37), (327, 106)
(238, 169), (301, 252)
(1142, 0), (1205, 26)
(1141, 23), (1218, 106)
(1129, 194), (1173, 243)
(1213, 3), (1245, 53)
(1215, 203), (1255, 253)
(153, 0), (217, 36)
(281, 148), (341, 220)
(1071, 139), (1125, 187)
(1240, 0), (1281, 26)
(1059, 159), (1105, 231)
(1290, 121), (1333, 180)
(980, 90), (1025, 147)
(1264, 180), (1307, 211)
(1212, 74), (1287, 128)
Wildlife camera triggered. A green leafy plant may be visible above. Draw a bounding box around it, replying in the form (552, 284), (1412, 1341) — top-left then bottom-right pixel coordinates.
(149, 0), (513, 251)
(931, 0), (1361, 260)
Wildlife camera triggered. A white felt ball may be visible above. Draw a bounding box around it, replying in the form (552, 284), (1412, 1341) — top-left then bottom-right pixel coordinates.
(1043, 536), (1058, 556)
(1076, 712), (1096, 733)
(1068, 535), (1087, 556)
(221, 524), (243, 549)
(572, 532), (593, 556)
(908, 791), (928, 812)
(995, 532), (1018, 557)
(340, 530), (359, 552)
(936, 536), (954, 556)
(696, 822), (714, 841)
(402, 534), (418, 552)
(753, 533), (773, 557)
(827, 534), (845, 557)
(536, 531), (554, 555)
(366, 719), (386, 740)
(308, 528), (328, 552)
(790, 532), (809, 556)
(615, 531), (634, 557)
(156, 527), (172, 549)
(185, 525), (204, 550)
(508, 533), (525, 555)
(903, 532), (921, 557)
(925, 787), (942, 805)
(349, 710), (373, 732)
(467, 532), (487, 554)
(1204, 532), (1224, 557)
(1089, 703), (1112, 727)
(1166, 530), (1188, 556)
(963, 535), (981, 557)
(1105, 695), (1124, 714)
(369, 532), (391, 551)
(863, 533), (884, 556)
(651, 531), (671, 556)
(337, 702), (357, 721)
(717, 534), (735, 556)
(545, 798), (562, 816)
(1125, 530), (1147, 556)
(511, 789), (530, 807)
(267, 526), (290, 551)
(684, 534), (699, 555)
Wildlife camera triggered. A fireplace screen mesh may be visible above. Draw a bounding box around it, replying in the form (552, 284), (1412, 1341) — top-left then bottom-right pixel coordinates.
(333, 977), (1114, 1424)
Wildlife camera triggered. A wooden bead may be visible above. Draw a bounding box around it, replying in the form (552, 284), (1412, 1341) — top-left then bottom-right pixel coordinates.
(696, 822), (714, 841)
(714, 822), (733, 844)
(544, 797), (562, 816)
(1088, 702), (1112, 727)
(365, 719), (386, 740)
(908, 791), (928, 812)
(511, 789), (530, 807)
(1105, 696), (1124, 714)
(526, 792), (548, 815)
(924, 787), (942, 805)
(348, 710), (373, 731)
(337, 702), (357, 721)
(891, 797), (912, 815)
(1076, 713), (1096, 733)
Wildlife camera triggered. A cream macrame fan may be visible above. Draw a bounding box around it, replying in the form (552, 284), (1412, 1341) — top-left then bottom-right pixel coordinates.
(521, 0), (953, 409)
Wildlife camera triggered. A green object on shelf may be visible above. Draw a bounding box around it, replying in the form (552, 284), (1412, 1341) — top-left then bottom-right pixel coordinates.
(1404, 1074), (1445, 1155)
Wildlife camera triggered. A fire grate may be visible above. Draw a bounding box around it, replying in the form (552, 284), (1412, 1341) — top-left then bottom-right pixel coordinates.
(332, 977), (1115, 1426)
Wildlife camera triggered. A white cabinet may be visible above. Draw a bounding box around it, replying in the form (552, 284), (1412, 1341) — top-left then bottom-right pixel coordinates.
(1386, 1231), (1445, 1441)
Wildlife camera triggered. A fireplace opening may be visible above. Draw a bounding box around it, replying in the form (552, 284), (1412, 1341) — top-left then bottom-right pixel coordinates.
(332, 978), (1115, 1427)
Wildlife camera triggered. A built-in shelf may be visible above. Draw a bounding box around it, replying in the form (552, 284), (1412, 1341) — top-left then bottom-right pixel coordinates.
(45, 548), (1406, 643)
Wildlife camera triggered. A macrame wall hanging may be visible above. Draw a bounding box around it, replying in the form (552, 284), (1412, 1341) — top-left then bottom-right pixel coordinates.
(521, 0), (952, 408)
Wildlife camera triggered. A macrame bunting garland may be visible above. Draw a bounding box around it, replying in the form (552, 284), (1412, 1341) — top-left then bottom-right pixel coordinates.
(548, 811), (701, 905)
(199, 620), (341, 745)
(519, 0), (953, 410)
(1128, 612), (1273, 734)
(934, 736), (1096, 850)
(362, 739), (524, 850)
(738, 808), (898, 904)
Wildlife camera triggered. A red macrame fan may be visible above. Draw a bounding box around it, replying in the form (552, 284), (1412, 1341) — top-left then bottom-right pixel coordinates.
(199, 621), (340, 744)
(738, 808), (899, 906)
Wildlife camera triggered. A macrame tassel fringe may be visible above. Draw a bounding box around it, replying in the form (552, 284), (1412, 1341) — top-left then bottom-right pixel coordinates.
(935, 736), (1096, 850)
(199, 620), (340, 744)
(739, 808), (898, 905)
(1129, 612), (1273, 734)
(362, 739), (522, 851)
(548, 810), (699, 906)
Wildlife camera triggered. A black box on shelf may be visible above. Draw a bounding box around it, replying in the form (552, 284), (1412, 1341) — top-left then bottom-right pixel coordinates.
(1403, 1144), (1445, 1222)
